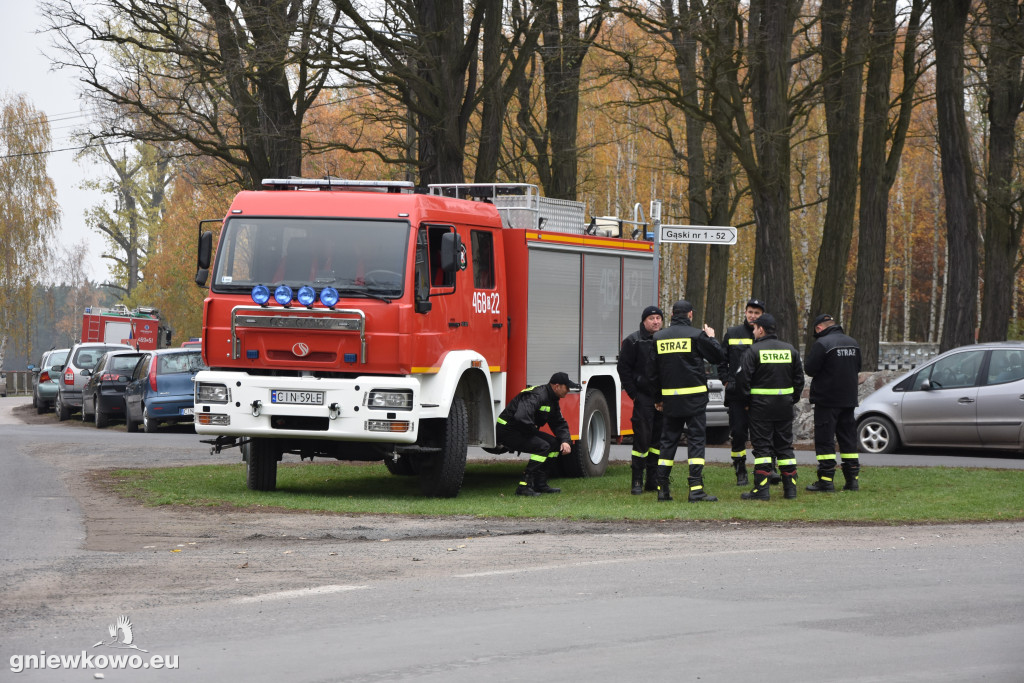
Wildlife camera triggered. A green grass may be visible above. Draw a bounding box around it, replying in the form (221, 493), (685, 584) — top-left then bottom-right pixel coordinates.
(102, 461), (1024, 523)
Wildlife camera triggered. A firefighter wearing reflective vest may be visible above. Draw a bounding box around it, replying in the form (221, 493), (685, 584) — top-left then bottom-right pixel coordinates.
(736, 313), (805, 501)
(804, 313), (862, 492)
(496, 372), (578, 497)
(718, 297), (766, 486)
(645, 300), (726, 502)
(617, 304), (665, 494)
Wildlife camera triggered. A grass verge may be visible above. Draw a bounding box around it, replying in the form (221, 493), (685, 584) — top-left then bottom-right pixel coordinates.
(103, 461), (1024, 523)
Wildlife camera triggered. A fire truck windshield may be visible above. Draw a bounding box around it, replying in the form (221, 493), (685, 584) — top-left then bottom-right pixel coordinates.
(211, 217), (410, 299)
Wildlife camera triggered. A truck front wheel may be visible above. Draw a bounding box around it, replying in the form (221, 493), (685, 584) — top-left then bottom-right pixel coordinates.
(418, 396), (467, 497)
(245, 438), (280, 491)
(560, 389), (611, 478)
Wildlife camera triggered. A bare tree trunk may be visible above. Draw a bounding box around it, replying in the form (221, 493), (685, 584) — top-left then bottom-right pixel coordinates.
(934, 0), (980, 351)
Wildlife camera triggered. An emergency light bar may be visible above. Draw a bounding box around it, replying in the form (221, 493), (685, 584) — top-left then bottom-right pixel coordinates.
(261, 178), (414, 193)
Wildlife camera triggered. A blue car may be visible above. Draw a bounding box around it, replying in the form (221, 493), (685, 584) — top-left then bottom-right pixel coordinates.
(124, 348), (207, 433)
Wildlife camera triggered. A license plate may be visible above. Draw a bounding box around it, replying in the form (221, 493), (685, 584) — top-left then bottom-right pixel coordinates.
(708, 391), (723, 402)
(180, 407), (194, 416)
(271, 390), (325, 405)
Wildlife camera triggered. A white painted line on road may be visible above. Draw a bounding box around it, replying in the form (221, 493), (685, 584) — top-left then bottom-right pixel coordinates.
(453, 548), (774, 579)
(233, 584), (368, 603)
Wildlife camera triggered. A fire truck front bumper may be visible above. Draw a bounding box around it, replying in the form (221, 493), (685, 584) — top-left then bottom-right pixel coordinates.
(192, 371), (421, 443)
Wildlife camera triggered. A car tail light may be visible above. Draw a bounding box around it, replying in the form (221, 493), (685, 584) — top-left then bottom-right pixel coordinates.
(101, 373), (120, 381)
(63, 368), (74, 385)
(39, 371), (51, 383)
(149, 359), (159, 391)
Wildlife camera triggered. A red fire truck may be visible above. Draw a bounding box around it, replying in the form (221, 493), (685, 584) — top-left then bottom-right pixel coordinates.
(193, 179), (654, 496)
(81, 305), (168, 350)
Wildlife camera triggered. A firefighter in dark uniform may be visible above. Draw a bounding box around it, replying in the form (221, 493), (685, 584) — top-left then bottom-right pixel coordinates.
(645, 300), (726, 502)
(496, 372), (578, 497)
(805, 313), (863, 492)
(718, 297), (766, 486)
(736, 313), (805, 501)
(617, 305), (665, 494)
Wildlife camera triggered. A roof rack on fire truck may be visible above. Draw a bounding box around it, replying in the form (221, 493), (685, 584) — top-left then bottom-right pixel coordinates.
(429, 183), (587, 234)
(262, 177), (414, 193)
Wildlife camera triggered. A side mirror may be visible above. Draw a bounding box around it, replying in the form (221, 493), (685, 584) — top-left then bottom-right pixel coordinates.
(82, 369), (93, 377)
(27, 364), (36, 372)
(439, 232), (463, 273)
(195, 230), (213, 287)
(919, 379), (932, 391)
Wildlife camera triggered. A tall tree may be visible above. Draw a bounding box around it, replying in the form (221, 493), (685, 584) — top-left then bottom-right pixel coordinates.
(848, 0), (926, 369)
(0, 94), (61, 366)
(933, 0), (980, 351)
(44, 0), (345, 189)
(978, 0), (1024, 342)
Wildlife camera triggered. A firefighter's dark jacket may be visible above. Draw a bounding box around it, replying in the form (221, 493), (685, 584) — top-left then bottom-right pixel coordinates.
(805, 324), (862, 407)
(617, 322), (657, 401)
(497, 384), (571, 444)
(736, 334), (805, 420)
(718, 320), (755, 403)
(645, 314), (726, 418)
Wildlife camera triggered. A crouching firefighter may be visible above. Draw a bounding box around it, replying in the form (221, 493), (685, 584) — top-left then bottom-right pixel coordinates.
(646, 300), (727, 502)
(496, 372), (578, 496)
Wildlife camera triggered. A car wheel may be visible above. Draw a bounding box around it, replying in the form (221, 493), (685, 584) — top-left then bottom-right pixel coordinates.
(858, 415), (899, 454)
(56, 395), (70, 421)
(143, 405), (159, 433)
(32, 394), (37, 408)
(81, 396), (91, 422)
(125, 405), (139, 433)
(95, 403), (109, 429)
(36, 399), (47, 415)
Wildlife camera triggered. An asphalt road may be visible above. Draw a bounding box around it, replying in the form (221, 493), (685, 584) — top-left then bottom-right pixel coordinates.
(2, 396), (1023, 682)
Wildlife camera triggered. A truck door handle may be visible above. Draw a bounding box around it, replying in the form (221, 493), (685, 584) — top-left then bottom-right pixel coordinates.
(448, 321), (468, 329)
(492, 322), (503, 329)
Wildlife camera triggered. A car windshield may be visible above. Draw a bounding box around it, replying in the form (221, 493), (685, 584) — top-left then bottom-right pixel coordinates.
(211, 217), (410, 299)
(157, 351), (207, 374)
(48, 350), (69, 367)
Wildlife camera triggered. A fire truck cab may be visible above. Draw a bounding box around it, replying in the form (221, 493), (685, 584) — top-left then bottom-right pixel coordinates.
(193, 178), (653, 497)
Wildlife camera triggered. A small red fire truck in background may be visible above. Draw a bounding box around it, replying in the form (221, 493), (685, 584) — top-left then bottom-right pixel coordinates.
(192, 179), (654, 497)
(81, 305), (169, 350)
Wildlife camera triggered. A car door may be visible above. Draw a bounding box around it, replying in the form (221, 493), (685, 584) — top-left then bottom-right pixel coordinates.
(976, 348), (1024, 447)
(125, 354), (152, 419)
(900, 348), (985, 446)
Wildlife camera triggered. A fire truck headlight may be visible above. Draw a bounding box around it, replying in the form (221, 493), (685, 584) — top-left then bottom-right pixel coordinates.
(274, 285), (293, 306)
(251, 285), (271, 305)
(297, 286), (316, 307)
(196, 382), (230, 404)
(366, 389), (413, 410)
(319, 287), (339, 308)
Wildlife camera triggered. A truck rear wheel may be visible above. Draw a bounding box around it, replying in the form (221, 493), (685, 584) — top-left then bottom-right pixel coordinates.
(418, 396), (467, 497)
(245, 438), (280, 491)
(560, 389), (610, 478)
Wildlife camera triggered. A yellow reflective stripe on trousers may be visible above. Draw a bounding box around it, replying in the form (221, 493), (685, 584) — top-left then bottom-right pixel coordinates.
(753, 457), (773, 465)
(631, 449), (646, 458)
(731, 450), (746, 458)
(688, 458), (705, 466)
(662, 385), (708, 396)
(750, 387), (793, 395)
(650, 448), (661, 455)
(658, 459), (674, 467)
(496, 417), (507, 425)
(777, 458), (797, 467)
(840, 453), (859, 460)
(816, 453), (835, 461)
(530, 454), (547, 462)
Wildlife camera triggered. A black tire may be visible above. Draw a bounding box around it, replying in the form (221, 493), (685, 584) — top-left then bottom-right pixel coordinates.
(126, 410), (139, 433)
(383, 454), (418, 476)
(706, 426), (730, 445)
(560, 389), (611, 477)
(143, 405), (159, 433)
(81, 396), (91, 422)
(95, 402), (109, 429)
(245, 438), (280, 491)
(857, 415), (899, 454)
(32, 394), (37, 408)
(36, 400), (47, 415)
(56, 394), (70, 421)
(418, 396), (467, 497)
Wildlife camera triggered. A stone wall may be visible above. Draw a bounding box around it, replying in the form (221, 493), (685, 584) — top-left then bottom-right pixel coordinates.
(793, 370), (905, 442)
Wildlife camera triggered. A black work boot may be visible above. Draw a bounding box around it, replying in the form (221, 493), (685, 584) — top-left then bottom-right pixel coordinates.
(781, 469), (798, 499)
(645, 454), (659, 491)
(655, 464), (673, 501)
(732, 456), (749, 486)
(807, 461), (836, 492)
(687, 464), (718, 502)
(842, 461), (860, 491)
(769, 456), (782, 485)
(515, 473), (540, 497)
(533, 464), (561, 494)
(741, 469), (771, 500)
(630, 455), (646, 495)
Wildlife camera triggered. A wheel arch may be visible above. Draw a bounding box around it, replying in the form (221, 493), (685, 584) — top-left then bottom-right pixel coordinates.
(417, 350), (497, 448)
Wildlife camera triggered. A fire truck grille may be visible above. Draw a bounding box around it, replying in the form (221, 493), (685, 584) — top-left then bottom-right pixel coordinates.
(270, 415), (330, 431)
(266, 351), (336, 362)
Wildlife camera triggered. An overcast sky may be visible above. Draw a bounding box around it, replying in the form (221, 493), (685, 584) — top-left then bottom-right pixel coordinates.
(1, 2), (108, 283)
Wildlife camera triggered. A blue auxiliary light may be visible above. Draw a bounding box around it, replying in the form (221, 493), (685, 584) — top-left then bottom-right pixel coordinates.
(251, 284), (271, 305)
(297, 286), (316, 307)
(320, 287), (339, 308)
(274, 285), (293, 306)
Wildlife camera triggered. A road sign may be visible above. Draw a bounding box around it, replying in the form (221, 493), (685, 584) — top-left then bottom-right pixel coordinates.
(660, 224), (737, 245)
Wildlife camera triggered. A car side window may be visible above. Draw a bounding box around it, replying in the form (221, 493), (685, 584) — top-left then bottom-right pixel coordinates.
(923, 350), (985, 389)
(985, 349), (1024, 385)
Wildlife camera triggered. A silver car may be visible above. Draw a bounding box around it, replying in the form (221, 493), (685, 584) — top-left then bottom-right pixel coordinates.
(55, 342), (133, 421)
(855, 342), (1024, 454)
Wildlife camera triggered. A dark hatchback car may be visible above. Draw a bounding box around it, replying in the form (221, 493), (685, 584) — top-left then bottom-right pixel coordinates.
(82, 350), (147, 427)
(125, 348), (207, 433)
